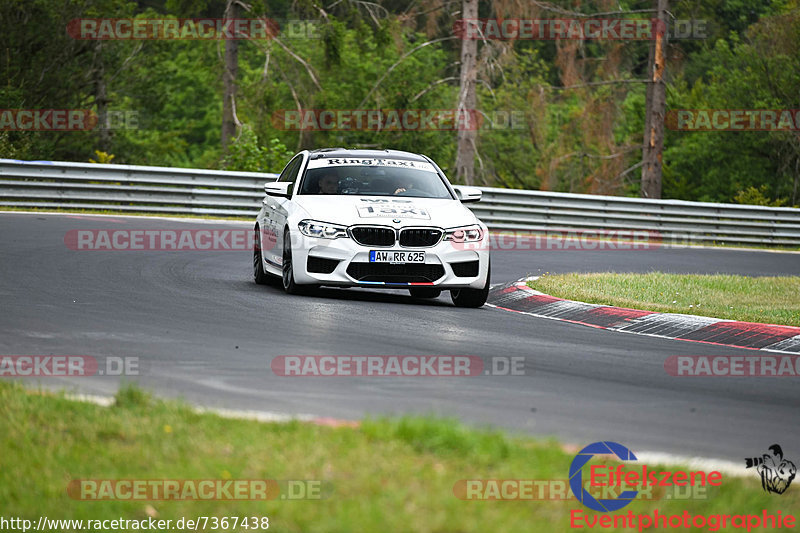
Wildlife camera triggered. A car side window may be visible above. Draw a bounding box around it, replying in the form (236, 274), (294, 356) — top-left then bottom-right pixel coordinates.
(277, 157), (295, 182)
(276, 155), (303, 196)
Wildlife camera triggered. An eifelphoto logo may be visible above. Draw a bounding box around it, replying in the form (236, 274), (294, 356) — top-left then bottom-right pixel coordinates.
(570, 442), (640, 512)
(745, 445), (796, 495)
(270, 355), (526, 377)
(569, 441), (722, 513)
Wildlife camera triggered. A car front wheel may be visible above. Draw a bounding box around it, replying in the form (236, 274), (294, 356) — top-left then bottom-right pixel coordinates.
(282, 229), (315, 295)
(253, 226), (270, 285)
(450, 264), (490, 308)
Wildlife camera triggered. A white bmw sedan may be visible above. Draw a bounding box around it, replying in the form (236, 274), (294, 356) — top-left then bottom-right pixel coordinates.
(254, 148), (490, 307)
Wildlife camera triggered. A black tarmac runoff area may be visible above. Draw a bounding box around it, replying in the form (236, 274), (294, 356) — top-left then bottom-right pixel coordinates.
(1, 212), (799, 461)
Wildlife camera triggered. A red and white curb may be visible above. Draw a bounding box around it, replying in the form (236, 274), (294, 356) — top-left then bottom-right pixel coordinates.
(487, 278), (800, 354)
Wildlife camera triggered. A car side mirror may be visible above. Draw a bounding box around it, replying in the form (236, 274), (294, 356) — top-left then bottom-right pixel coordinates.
(265, 182), (291, 198)
(453, 186), (482, 203)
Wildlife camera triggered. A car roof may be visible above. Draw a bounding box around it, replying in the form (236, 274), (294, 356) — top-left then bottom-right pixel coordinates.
(307, 148), (429, 162)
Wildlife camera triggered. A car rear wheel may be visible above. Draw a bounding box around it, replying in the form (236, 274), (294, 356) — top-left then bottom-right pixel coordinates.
(450, 264), (490, 308)
(409, 287), (441, 299)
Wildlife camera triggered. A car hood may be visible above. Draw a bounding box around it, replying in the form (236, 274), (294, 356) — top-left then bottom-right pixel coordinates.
(292, 195), (480, 229)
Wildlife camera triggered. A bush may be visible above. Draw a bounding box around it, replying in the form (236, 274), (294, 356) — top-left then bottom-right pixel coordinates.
(222, 127), (293, 173)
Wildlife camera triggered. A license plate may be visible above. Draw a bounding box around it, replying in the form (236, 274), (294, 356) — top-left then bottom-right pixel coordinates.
(369, 250), (426, 264)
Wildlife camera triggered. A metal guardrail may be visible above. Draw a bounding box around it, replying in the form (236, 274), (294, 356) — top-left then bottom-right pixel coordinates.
(471, 188), (800, 246)
(1, 159), (799, 246)
(0, 159), (277, 217)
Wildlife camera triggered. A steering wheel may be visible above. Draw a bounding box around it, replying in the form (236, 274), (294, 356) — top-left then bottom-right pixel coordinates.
(339, 176), (361, 194)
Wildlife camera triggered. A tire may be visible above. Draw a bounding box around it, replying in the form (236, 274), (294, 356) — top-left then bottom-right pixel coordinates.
(409, 287), (441, 299)
(282, 228), (314, 295)
(253, 226), (271, 285)
(450, 264), (490, 308)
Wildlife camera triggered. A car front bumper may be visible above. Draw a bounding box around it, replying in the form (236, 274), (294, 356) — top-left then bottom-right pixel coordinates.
(288, 232), (490, 289)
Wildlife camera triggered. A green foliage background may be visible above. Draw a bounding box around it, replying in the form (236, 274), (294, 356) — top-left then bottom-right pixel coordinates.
(0, 0), (798, 205)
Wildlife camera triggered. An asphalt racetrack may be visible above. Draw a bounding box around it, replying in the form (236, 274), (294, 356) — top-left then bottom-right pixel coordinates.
(1, 212), (799, 461)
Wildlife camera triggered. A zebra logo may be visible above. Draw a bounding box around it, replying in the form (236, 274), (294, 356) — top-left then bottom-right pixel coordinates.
(745, 444), (796, 495)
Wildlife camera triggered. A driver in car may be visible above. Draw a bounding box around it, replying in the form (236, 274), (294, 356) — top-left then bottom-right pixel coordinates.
(318, 173), (340, 194)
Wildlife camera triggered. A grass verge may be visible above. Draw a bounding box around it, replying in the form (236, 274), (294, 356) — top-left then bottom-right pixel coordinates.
(1, 382), (794, 532)
(529, 272), (800, 327)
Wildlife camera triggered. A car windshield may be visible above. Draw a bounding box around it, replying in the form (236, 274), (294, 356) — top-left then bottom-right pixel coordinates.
(298, 161), (453, 199)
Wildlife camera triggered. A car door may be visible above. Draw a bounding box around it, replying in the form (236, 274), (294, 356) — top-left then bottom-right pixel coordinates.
(265, 154), (304, 266)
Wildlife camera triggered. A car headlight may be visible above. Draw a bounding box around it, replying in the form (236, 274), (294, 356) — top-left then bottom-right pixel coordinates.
(443, 224), (484, 242)
(298, 220), (349, 239)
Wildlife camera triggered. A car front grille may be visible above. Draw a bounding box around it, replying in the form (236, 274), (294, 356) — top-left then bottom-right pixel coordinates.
(350, 226), (396, 247)
(399, 228), (442, 247)
(346, 262), (445, 284)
